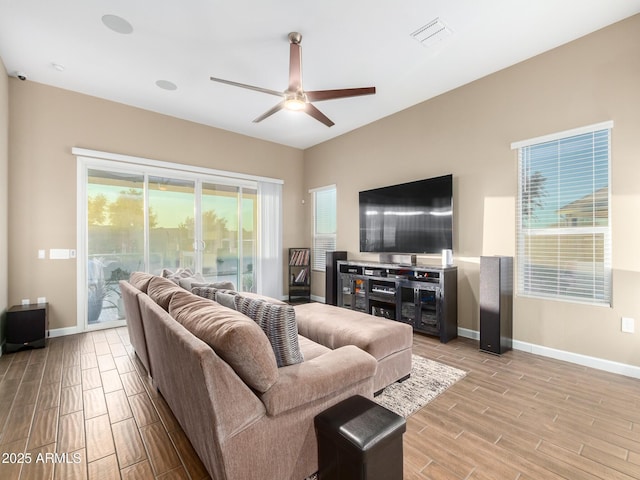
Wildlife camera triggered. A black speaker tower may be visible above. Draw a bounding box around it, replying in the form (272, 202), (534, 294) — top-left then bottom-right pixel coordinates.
(479, 256), (513, 355)
(325, 251), (347, 306)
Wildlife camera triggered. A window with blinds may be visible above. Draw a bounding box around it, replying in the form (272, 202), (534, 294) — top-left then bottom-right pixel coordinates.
(311, 186), (337, 271)
(512, 122), (612, 305)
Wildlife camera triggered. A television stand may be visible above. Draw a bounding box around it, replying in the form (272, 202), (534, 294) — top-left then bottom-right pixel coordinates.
(336, 260), (457, 343)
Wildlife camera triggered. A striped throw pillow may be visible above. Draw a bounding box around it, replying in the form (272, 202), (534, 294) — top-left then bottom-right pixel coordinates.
(235, 295), (303, 367)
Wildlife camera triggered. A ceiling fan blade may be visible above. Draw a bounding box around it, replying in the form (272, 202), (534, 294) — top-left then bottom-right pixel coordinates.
(304, 103), (335, 127)
(289, 40), (302, 91)
(252, 101), (286, 123)
(306, 87), (376, 102)
(210, 77), (283, 97)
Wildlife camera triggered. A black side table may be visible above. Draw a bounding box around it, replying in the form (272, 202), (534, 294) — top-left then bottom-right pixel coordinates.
(315, 395), (406, 480)
(5, 303), (49, 353)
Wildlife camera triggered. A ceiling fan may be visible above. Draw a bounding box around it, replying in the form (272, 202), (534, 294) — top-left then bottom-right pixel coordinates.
(210, 32), (376, 127)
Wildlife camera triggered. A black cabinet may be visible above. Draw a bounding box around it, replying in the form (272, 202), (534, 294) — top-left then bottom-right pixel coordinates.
(400, 285), (439, 334)
(5, 303), (49, 353)
(337, 261), (457, 343)
(479, 256), (513, 355)
(340, 274), (368, 312)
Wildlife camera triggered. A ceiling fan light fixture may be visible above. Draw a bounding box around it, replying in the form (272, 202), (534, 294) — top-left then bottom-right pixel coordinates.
(210, 32), (375, 127)
(284, 97), (306, 111)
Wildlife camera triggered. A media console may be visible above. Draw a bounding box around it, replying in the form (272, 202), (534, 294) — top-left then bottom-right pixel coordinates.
(336, 260), (457, 343)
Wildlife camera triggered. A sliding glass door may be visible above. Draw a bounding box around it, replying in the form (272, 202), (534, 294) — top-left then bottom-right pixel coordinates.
(83, 165), (260, 328)
(148, 176), (196, 275)
(86, 170), (146, 325)
(201, 183), (257, 291)
(241, 187), (257, 292)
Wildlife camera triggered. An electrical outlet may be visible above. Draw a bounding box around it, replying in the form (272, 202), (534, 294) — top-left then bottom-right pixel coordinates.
(38, 249), (46, 259)
(21, 298), (30, 306)
(37, 297), (46, 304)
(621, 317), (635, 334)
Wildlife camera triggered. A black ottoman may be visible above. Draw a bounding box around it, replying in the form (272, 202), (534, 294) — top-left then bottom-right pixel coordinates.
(314, 395), (406, 480)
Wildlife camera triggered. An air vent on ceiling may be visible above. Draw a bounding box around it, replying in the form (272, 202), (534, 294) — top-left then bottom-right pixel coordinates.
(410, 18), (453, 47)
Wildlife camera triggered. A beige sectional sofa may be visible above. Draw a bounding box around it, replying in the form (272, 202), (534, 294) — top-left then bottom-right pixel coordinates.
(294, 302), (413, 393)
(121, 272), (412, 480)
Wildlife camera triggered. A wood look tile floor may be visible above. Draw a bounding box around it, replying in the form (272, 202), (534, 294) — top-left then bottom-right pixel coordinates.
(408, 334), (640, 480)
(0, 328), (209, 480)
(0, 327), (639, 480)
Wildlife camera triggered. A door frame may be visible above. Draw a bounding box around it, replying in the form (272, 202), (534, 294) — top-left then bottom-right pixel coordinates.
(75, 148), (282, 333)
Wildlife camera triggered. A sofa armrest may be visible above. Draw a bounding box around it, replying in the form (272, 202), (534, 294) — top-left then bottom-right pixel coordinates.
(259, 345), (377, 416)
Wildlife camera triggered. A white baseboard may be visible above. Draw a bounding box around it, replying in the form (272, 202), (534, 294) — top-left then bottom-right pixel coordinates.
(458, 327), (480, 341)
(458, 327), (640, 380)
(49, 326), (82, 338)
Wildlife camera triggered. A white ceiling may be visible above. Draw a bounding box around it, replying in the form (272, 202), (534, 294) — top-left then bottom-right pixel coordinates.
(1, 1), (639, 149)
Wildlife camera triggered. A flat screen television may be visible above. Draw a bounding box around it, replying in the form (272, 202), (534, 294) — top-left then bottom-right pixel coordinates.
(359, 174), (453, 254)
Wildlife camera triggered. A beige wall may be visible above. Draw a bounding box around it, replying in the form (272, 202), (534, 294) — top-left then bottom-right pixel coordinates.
(304, 15), (640, 367)
(5, 15), (640, 368)
(8, 81), (305, 330)
(0, 58), (8, 342)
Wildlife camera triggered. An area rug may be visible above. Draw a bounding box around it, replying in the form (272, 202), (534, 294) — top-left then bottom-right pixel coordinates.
(374, 354), (466, 418)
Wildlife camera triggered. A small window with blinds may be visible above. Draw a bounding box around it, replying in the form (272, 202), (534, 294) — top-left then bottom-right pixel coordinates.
(512, 122), (612, 305)
(311, 186), (337, 272)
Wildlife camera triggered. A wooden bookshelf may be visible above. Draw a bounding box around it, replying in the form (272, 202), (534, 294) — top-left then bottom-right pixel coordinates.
(288, 248), (311, 303)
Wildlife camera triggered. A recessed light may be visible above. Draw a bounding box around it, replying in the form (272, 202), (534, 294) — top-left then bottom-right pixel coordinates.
(102, 14), (133, 34)
(155, 80), (177, 91)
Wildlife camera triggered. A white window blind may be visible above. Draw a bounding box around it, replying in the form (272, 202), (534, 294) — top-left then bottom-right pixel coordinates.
(514, 123), (612, 305)
(311, 186), (337, 271)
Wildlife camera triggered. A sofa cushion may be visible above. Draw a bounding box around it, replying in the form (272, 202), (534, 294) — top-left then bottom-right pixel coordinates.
(129, 272), (154, 293)
(215, 291), (237, 310)
(191, 286), (285, 305)
(234, 294), (303, 368)
(191, 286), (221, 301)
(297, 335), (331, 361)
(259, 345), (377, 416)
(168, 290), (278, 393)
(147, 276), (186, 311)
(295, 302), (413, 361)
(180, 278), (236, 291)
(190, 286), (237, 309)
(191, 280), (236, 290)
(237, 291), (286, 305)
(161, 267), (204, 285)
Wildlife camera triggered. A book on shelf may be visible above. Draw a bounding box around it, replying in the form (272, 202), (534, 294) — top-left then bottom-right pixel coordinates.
(294, 267), (309, 284)
(289, 248), (310, 266)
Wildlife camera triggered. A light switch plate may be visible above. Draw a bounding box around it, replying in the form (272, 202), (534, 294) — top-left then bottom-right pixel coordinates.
(50, 248), (70, 259)
(622, 317), (635, 334)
